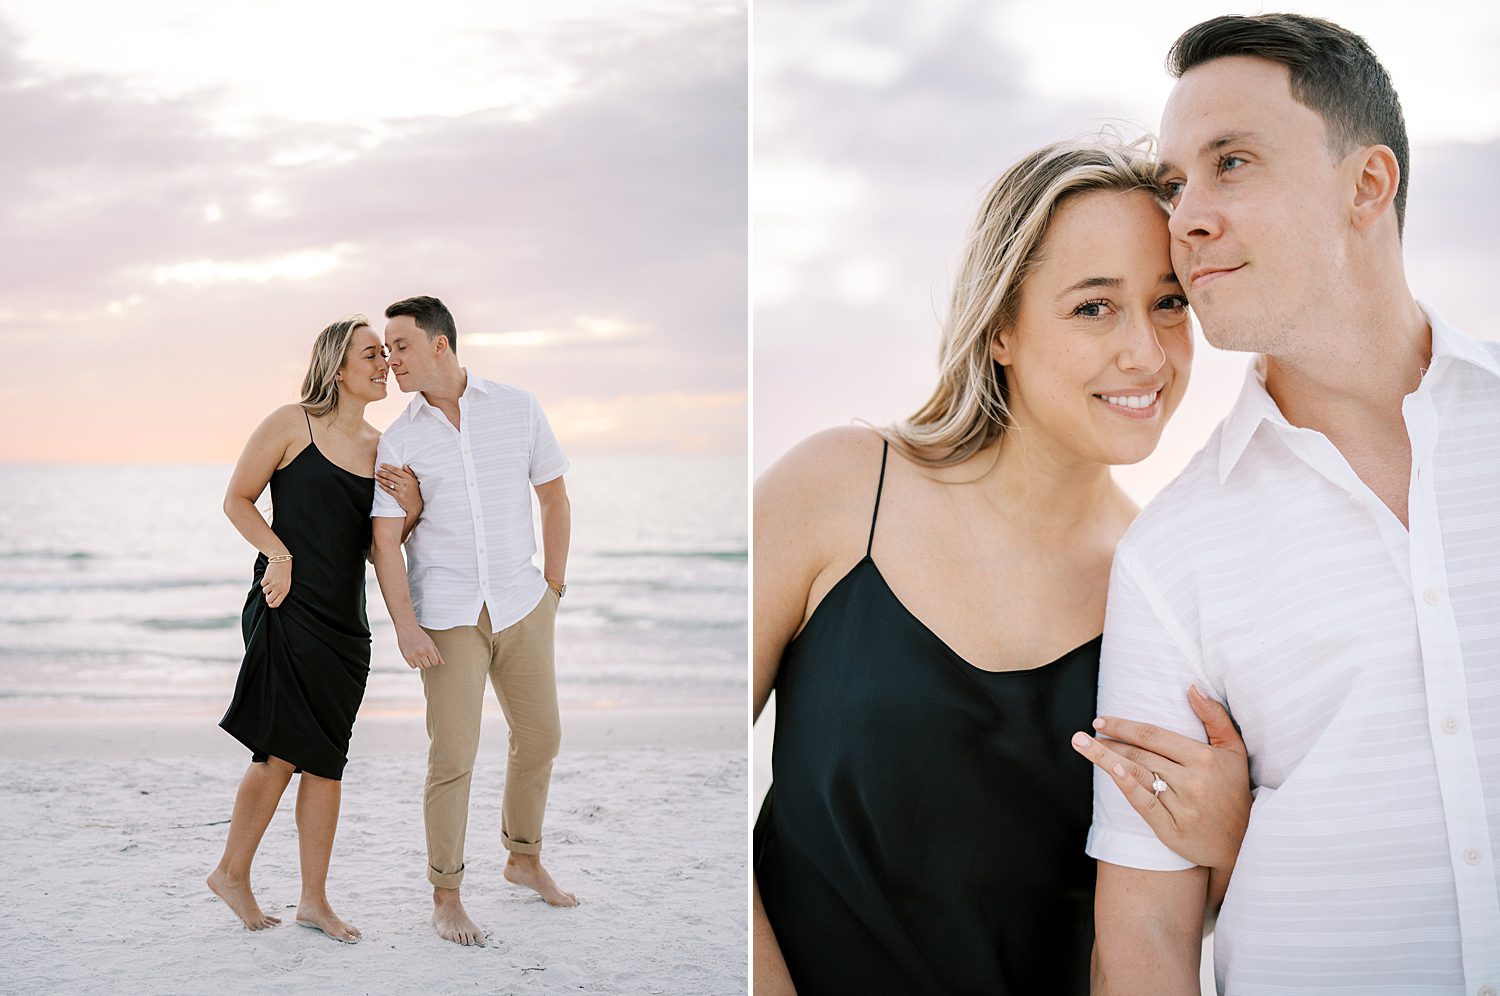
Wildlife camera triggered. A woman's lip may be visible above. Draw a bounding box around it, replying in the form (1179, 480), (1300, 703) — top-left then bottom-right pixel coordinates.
(1094, 394), (1161, 419)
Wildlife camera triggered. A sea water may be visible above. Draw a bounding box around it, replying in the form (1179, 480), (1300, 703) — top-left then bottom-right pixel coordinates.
(0, 453), (746, 716)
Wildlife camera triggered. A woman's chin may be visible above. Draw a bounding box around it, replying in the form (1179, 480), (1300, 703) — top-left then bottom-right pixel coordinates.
(1094, 432), (1166, 467)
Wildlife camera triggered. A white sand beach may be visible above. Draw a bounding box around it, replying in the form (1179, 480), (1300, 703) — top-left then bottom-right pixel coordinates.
(0, 705), (747, 995)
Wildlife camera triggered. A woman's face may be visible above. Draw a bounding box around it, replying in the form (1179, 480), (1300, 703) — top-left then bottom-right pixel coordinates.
(338, 325), (390, 403)
(991, 188), (1193, 468)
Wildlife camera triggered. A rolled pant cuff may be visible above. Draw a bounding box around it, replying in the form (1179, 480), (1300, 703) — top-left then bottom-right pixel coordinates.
(428, 864), (465, 890)
(502, 831), (542, 856)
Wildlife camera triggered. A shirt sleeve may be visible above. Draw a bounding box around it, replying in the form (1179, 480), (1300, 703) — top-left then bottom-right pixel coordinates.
(1086, 545), (1212, 871)
(370, 425), (406, 519)
(528, 393), (569, 486)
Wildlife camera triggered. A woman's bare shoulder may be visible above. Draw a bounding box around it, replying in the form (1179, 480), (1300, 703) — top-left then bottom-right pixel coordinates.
(758, 425), (886, 496)
(249, 403), (310, 443)
(756, 426), (888, 543)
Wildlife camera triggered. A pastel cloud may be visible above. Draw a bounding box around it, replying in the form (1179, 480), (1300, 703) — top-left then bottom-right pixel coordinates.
(0, 2), (746, 462)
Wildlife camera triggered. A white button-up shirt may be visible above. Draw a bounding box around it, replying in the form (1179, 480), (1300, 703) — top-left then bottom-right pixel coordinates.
(1088, 305), (1500, 994)
(372, 373), (568, 633)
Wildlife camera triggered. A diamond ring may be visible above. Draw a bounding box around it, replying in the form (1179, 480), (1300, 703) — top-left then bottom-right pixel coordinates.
(1151, 773), (1169, 797)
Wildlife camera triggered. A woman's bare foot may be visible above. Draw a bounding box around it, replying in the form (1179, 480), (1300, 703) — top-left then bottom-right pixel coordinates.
(432, 887), (486, 946)
(207, 868), (281, 930)
(295, 897), (361, 943)
(503, 853), (578, 907)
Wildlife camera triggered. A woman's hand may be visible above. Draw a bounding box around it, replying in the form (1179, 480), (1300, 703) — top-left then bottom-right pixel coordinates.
(377, 462), (423, 516)
(1071, 685), (1251, 871)
(260, 559), (292, 609)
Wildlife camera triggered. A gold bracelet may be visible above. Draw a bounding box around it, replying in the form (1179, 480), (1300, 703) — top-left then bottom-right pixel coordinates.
(267, 554), (293, 563)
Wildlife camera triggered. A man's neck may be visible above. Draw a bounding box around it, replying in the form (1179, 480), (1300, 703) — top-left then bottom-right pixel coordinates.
(1262, 293), (1429, 528)
(1263, 294), (1429, 436)
(420, 365), (469, 409)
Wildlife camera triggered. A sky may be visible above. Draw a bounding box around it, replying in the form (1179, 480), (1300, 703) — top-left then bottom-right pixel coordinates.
(753, 0), (1500, 505)
(0, 0), (746, 463)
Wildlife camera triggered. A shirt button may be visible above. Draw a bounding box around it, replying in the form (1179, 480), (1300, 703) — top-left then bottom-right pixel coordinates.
(1348, 493), (1362, 506)
(1479, 985), (1496, 996)
(1464, 848), (1482, 866)
(1423, 588), (1439, 606)
(1442, 717), (1459, 735)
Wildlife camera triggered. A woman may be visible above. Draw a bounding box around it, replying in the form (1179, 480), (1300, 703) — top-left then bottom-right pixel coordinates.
(753, 141), (1252, 993)
(207, 316), (423, 942)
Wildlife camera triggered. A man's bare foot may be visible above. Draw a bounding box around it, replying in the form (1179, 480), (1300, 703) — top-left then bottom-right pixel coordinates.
(503, 853), (578, 907)
(432, 887), (486, 946)
(295, 897), (361, 943)
(207, 868), (281, 930)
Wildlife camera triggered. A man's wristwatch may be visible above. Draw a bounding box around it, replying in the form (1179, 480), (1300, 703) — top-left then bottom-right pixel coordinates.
(548, 579), (566, 598)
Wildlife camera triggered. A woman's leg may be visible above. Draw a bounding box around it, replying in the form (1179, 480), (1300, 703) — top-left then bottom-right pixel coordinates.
(207, 757), (296, 929)
(293, 772), (360, 942)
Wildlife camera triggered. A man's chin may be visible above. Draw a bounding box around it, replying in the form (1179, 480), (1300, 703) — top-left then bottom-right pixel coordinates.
(1200, 323), (1270, 355)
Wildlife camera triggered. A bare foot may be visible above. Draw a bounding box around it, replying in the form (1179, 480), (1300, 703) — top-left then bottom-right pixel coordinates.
(295, 898), (361, 943)
(207, 868), (282, 930)
(432, 888), (486, 946)
(504, 854), (578, 907)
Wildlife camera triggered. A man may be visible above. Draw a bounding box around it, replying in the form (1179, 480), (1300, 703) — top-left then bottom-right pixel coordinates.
(1086, 14), (1500, 994)
(369, 295), (577, 947)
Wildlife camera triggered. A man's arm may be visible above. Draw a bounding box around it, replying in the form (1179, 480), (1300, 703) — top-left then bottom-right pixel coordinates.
(370, 515), (443, 669)
(1088, 544), (1222, 988)
(535, 476), (570, 593)
(1094, 863), (1208, 995)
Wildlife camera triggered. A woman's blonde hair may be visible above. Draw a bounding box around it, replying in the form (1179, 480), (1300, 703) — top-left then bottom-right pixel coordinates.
(885, 138), (1160, 466)
(299, 314), (371, 418)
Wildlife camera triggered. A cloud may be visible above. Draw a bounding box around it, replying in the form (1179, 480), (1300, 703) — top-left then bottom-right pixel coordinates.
(0, 5), (746, 460)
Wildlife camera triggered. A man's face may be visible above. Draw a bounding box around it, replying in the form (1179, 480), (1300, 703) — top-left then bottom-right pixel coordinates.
(384, 314), (436, 394)
(1157, 55), (1353, 356)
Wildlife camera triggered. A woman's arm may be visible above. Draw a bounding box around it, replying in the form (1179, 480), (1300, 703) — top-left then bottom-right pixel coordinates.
(752, 428), (886, 995)
(223, 405), (301, 608)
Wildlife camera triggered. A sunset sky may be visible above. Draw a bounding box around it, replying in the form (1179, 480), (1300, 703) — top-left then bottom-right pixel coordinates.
(1, 0), (746, 463)
(754, 0), (1500, 504)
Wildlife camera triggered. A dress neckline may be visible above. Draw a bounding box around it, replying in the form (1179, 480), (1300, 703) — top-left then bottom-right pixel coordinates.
(284, 440), (375, 482)
(796, 555), (1100, 677)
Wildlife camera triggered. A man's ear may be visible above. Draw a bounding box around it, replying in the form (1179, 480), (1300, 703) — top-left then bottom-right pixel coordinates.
(1349, 144), (1399, 233)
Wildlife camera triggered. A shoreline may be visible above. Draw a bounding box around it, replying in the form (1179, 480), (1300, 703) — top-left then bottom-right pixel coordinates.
(0, 701), (745, 761)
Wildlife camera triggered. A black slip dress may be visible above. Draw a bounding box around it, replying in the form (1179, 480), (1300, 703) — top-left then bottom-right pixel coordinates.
(754, 440), (1100, 995)
(219, 409), (375, 781)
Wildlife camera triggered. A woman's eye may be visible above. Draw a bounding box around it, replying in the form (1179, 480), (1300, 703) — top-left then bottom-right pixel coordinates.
(1072, 299), (1110, 319)
(1157, 295), (1190, 311)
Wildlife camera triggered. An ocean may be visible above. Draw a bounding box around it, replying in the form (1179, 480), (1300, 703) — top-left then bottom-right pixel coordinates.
(0, 453), (746, 717)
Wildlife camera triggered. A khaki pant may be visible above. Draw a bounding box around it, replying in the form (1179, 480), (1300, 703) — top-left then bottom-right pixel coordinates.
(420, 589), (561, 889)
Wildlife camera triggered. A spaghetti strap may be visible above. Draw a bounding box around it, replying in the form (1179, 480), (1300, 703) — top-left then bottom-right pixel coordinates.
(866, 439), (889, 558)
(303, 407), (313, 443)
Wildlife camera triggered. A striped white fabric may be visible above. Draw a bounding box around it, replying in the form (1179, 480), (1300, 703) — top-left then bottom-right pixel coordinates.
(372, 372), (568, 633)
(1088, 304), (1500, 994)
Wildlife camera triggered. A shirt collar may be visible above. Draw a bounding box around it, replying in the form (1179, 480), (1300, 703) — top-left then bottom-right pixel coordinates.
(1424, 301), (1500, 382)
(1214, 300), (1495, 484)
(1216, 355), (1284, 484)
(406, 368), (489, 421)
